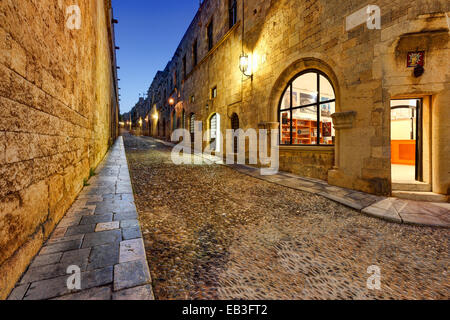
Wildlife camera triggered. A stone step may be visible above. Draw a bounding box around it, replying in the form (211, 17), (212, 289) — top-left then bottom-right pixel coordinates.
(392, 182), (431, 192)
(392, 191), (449, 203)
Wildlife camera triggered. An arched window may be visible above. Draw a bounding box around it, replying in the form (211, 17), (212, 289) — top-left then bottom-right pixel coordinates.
(190, 113), (195, 142)
(279, 70), (335, 145)
(231, 113), (239, 130)
(231, 113), (239, 153)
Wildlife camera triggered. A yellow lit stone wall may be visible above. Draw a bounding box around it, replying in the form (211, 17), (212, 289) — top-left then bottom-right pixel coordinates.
(149, 0), (449, 196)
(0, 0), (118, 299)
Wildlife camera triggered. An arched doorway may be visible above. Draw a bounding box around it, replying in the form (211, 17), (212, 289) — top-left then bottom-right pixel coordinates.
(172, 112), (177, 131)
(231, 113), (239, 153)
(390, 99), (423, 183)
(209, 113), (221, 152)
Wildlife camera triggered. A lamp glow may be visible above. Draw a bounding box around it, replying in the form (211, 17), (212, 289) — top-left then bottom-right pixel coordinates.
(239, 53), (249, 75)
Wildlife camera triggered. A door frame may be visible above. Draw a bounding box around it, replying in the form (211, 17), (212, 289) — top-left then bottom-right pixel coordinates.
(390, 98), (423, 182)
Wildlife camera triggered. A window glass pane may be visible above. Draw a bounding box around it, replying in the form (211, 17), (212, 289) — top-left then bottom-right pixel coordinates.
(280, 111), (291, 145)
(292, 106), (318, 145)
(292, 73), (317, 106)
(320, 102), (335, 145)
(280, 87), (290, 110)
(319, 75), (335, 102)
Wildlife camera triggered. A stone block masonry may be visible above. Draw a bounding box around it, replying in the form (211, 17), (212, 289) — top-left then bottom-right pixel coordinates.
(0, 0), (119, 299)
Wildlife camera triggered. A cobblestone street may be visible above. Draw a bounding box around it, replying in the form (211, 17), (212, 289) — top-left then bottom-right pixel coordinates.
(123, 133), (449, 300)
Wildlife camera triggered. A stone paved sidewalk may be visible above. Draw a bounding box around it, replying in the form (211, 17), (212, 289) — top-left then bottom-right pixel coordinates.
(7, 137), (154, 300)
(228, 164), (450, 228)
(153, 137), (449, 228)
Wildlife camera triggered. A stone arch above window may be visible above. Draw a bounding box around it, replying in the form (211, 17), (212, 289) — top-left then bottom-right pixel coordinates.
(278, 70), (336, 146)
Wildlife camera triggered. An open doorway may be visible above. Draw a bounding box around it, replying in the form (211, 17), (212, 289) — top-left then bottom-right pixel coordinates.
(209, 113), (221, 153)
(390, 99), (423, 183)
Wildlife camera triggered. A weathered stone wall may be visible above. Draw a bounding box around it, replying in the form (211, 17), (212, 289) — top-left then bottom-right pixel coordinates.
(0, 0), (119, 299)
(146, 0), (449, 196)
(278, 147), (334, 181)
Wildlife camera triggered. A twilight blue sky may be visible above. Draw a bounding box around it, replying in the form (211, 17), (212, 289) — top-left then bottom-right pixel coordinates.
(112, 0), (200, 114)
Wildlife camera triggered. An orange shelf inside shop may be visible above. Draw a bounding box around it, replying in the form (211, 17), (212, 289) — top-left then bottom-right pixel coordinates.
(391, 140), (416, 165)
(281, 118), (332, 145)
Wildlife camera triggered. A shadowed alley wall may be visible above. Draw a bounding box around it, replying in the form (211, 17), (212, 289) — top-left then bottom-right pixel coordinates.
(0, 0), (119, 299)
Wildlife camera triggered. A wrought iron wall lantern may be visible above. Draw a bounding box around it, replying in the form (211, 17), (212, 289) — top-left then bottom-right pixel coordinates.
(239, 52), (252, 79)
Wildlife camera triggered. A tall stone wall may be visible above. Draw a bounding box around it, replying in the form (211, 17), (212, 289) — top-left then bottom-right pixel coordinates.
(0, 0), (119, 299)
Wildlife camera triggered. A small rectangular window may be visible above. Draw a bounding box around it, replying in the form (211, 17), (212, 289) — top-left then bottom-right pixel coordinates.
(183, 55), (187, 79)
(211, 86), (217, 99)
(193, 40), (198, 66)
(207, 20), (214, 51)
(229, 0), (237, 28)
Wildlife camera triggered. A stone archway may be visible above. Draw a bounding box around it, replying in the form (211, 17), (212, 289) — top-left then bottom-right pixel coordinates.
(267, 57), (341, 123)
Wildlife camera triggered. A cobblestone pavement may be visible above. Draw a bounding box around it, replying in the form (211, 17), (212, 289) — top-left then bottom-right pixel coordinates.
(123, 133), (449, 300)
(8, 137), (154, 300)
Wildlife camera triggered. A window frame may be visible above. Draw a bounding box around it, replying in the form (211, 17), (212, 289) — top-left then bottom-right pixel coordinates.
(182, 55), (187, 80)
(207, 19), (214, 51)
(278, 69), (336, 146)
(192, 39), (198, 67)
(229, 0), (237, 29)
(211, 86), (217, 99)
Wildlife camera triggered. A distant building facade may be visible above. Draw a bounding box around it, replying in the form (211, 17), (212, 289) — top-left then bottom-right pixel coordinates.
(143, 0), (449, 199)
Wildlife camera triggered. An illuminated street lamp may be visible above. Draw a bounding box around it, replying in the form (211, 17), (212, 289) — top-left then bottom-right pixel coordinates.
(168, 97), (175, 106)
(239, 52), (251, 77)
